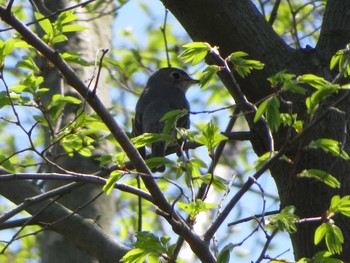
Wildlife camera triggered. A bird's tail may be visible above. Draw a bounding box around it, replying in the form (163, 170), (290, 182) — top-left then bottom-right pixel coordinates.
(151, 141), (166, 172)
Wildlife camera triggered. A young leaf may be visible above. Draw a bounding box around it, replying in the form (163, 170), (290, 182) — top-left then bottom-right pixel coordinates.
(217, 243), (234, 263)
(330, 195), (350, 217)
(3, 38), (15, 56)
(200, 174), (227, 192)
(254, 151), (292, 171)
(145, 157), (174, 170)
(62, 24), (88, 33)
(121, 231), (171, 262)
(178, 199), (217, 221)
(267, 70), (295, 88)
(102, 170), (125, 195)
(254, 96), (281, 132)
(268, 206), (298, 233)
(307, 139), (350, 160)
(120, 248), (147, 263)
(179, 42), (211, 65)
(61, 52), (90, 66)
(314, 223), (328, 245)
(298, 169), (340, 188)
(160, 109), (188, 135)
(196, 121), (227, 155)
(305, 85), (339, 115)
(34, 12), (53, 37)
(298, 74), (333, 90)
(280, 113), (303, 133)
(228, 51), (264, 78)
(131, 133), (173, 148)
(315, 222), (344, 255)
(254, 99), (269, 123)
(200, 65), (220, 88)
(330, 45), (350, 78)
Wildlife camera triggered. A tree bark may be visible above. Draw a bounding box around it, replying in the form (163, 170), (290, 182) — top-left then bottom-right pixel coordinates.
(162, 0), (350, 260)
(0, 178), (128, 263)
(34, 1), (118, 262)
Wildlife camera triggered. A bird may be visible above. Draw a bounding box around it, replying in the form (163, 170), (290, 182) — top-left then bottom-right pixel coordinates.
(133, 67), (199, 172)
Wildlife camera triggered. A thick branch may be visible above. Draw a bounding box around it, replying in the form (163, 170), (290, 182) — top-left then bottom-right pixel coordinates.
(0, 179), (128, 262)
(316, 1), (350, 63)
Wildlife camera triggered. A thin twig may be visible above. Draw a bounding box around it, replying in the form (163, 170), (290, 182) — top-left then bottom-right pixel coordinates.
(160, 8), (171, 68)
(92, 49), (109, 95)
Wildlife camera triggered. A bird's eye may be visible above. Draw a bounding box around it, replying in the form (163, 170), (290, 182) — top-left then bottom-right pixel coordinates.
(171, 72), (180, 79)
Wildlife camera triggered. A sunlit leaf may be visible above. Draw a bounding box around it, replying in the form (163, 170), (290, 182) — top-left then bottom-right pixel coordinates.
(308, 139), (350, 160)
(34, 12), (53, 36)
(179, 42), (211, 65)
(178, 199), (217, 221)
(298, 169), (340, 188)
(102, 170), (125, 195)
(268, 206), (298, 233)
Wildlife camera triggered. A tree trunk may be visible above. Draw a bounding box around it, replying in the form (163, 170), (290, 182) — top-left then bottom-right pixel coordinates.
(162, 0), (350, 260)
(34, 1), (117, 262)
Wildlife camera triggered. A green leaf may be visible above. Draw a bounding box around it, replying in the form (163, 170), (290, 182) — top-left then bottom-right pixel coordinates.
(51, 34), (68, 44)
(254, 96), (281, 131)
(3, 38), (15, 56)
(298, 74), (332, 90)
(17, 56), (40, 72)
(120, 248), (147, 263)
(217, 243), (234, 263)
(196, 121), (227, 154)
(330, 53), (341, 71)
(267, 70), (295, 88)
(326, 224), (343, 254)
(280, 113), (303, 133)
(298, 169), (340, 188)
(160, 109), (188, 135)
(268, 72), (306, 107)
(228, 51), (264, 78)
(315, 222), (344, 255)
(305, 86), (339, 115)
(299, 251), (344, 263)
(200, 174), (227, 192)
(178, 199), (217, 221)
(145, 157), (174, 170)
(254, 151), (292, 171)
(61, 52), (90, 66)
(61, 132), (95, 157)
(134, 232), (167, 254)
(62, 24), (88, 33)
(34, 12), (53, 37)
(298, 74), (340, 115)
(179, 42), (211, 65)
(308, 139), (350, 160)
(254, 99), (269, 123)
(59, 11), (78, 24)
(268, 206), (298, 233)
(102, 170), (124, 195)
(131, 133), (173, 148)
(330, 195), (350, 217)
(282, 79), (306, 95)
(330, 45), (350, 78)
(51, 94), (82, 105)
(200, 65), (220, 88)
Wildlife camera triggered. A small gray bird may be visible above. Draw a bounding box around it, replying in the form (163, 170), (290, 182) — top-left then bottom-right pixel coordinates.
(133, 67), (199, 172)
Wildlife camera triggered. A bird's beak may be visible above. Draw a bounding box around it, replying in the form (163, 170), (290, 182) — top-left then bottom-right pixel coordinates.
(187, 78), (200, 84)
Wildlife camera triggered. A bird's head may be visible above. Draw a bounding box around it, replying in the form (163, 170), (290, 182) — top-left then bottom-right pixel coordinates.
(148, 67), (199, 93)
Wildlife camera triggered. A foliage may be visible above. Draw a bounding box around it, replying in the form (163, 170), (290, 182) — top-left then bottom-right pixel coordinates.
(1, 1), (350, 263)
(121, 232), (173, 263)
(268, 206), (299, 234)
